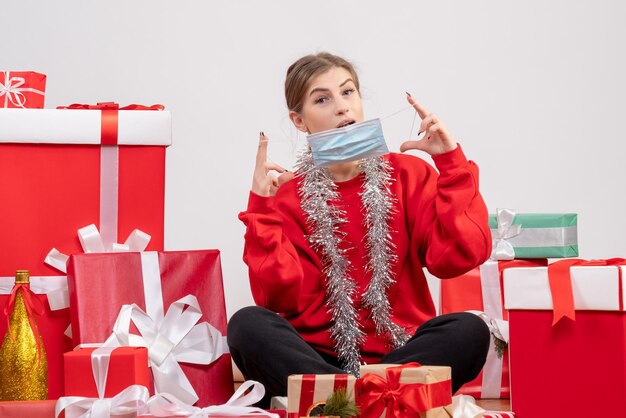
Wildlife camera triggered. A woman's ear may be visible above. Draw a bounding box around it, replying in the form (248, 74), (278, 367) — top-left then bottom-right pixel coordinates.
(289, 110), (308, 133)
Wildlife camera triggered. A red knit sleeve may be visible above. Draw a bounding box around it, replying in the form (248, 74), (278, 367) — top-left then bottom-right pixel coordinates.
(237, 191), (305, 312)
(401, 145), (491, 278)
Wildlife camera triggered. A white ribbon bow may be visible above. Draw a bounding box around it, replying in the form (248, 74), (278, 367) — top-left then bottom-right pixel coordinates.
(55, 384), (150, 418)
(45, 224), (151, 274)
(43, 224), (151, 337)
(451, 395), (514, 418)
(490, 208), (522, 260)
(147, 380), (279, 418)
(102, 294), (229, 405)
(0, 71), (45, 108)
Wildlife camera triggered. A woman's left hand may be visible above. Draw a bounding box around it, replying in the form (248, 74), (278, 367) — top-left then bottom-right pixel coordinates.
(400, 94), (458, 156)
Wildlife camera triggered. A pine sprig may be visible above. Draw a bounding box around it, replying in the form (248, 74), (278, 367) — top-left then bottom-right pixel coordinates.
(322, 388), (359, 418)
(494, 334), (508, 359)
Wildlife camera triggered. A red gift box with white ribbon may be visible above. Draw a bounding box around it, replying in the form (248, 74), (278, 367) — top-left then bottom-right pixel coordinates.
(440, 259), (546, 399)
(63, 347), (150, 398)
(0, 103), (170, 278)
(503, 259), (626, 418)
(56, 346), (151, 418)
(0, 71), (46, 109)
(67, 250), (234, 407)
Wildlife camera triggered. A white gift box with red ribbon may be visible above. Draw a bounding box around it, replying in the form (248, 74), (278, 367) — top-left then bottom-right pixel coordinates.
(502, 262), (626, 418)
(0, 104), (170, 278)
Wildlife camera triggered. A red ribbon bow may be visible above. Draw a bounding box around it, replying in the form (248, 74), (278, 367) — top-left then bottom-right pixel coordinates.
(4, 283), (46, 359)
(56, 102), (164, 145)
(549, 258), (626, 325)
(356, 363), (452, 418)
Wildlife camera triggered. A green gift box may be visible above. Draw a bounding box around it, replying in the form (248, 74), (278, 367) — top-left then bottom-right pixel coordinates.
(489, 209), (578, 259)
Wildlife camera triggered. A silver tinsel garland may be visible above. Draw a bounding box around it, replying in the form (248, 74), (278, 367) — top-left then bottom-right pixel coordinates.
(360, 157), (412, 350)
(295, 149), (410, 376)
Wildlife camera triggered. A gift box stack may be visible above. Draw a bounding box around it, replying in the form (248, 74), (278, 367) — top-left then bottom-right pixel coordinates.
(0, 71), (245, 417)
(438, 208), (581, 417)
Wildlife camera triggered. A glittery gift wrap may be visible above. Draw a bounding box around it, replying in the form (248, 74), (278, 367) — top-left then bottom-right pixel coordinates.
(503, 264), (626, 418)
(440, 259), (547, 399)
(0, 107), (171, 277)
(0, 400), (56, 417)
(0, 277), (70, 400)
(64, 347), (150, 398)
(0, 288), (47, 401)
(287, 374), (355, 418)
(489, 212), (578, 259)
(0, 71), (46, 108)
(67, 250), (234, 407)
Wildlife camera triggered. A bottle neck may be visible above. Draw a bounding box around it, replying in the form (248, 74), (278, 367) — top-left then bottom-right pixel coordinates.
(15, 270), (30, 285)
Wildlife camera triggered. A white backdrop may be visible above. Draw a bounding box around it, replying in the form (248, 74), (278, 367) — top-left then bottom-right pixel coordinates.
(3, 1), (625, 317)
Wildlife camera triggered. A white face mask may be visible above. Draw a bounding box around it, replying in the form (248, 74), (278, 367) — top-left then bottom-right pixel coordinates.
(306, 118), (389, 167)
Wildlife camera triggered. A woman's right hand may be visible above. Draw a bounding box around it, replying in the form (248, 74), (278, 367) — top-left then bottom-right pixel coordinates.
(252, 132), (294, 197)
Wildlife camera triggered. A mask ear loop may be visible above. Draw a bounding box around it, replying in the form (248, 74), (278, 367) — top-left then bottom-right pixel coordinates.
(377, 104), (418, 139)
(409, 111), (418, 139)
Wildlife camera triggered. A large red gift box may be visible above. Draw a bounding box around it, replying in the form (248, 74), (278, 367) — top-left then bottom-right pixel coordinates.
(0, 71), (46, 108)
(0, 275), (71, 399)
(66, 250), (234, 407)
(440, 259), (546, 399)
(0, 106), (170, 277)
(64, 347), (150, 398)
(503, 260), (626, 418)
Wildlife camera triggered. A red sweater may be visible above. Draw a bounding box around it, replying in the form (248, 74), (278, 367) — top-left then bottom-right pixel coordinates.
(238, 146), (491, 364)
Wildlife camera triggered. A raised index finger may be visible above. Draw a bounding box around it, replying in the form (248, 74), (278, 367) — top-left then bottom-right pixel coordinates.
(406, 95), (430, 120)
(256, 132), (269, 165)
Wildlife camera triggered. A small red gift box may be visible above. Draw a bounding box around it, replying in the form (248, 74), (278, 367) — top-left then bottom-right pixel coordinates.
(440, 259), (547, 399)
(64, 347), (150, 398)
(0, 71), (46, 108)
(503, 260), (626, 418)
(287, 374), (355, 418)
(0, 400), (56, 418)
(0, 275), (70, 399)
(67, 250), (233, 407)
(357, 363), (452, 418)
(0, 105), (170, 277)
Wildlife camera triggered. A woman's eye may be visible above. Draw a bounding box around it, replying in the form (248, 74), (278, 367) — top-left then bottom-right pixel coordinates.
(315, 96), (328, 104)
(343, 88), (355, 96)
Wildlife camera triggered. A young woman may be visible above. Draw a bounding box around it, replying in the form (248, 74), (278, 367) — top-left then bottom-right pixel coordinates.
(228, 52), (492, 405)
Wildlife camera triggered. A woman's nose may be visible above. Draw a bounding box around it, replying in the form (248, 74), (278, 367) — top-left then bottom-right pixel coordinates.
(335, 100), (349, 115)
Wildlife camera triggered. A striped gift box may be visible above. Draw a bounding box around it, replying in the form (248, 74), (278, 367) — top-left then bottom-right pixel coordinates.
(287, 374), (355, 418)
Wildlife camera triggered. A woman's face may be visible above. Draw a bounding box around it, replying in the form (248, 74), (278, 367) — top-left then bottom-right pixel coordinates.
(290, 66), (364, 134)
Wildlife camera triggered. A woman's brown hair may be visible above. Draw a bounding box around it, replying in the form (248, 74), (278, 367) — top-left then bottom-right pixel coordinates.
(285, 52), (360, 113)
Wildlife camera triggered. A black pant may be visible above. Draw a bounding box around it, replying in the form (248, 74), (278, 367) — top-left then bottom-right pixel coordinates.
(228, 306), (490, 407)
